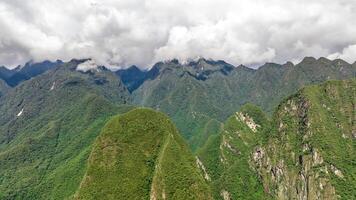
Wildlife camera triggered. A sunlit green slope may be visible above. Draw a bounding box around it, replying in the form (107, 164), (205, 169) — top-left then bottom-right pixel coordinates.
(75, 108), (213, 200)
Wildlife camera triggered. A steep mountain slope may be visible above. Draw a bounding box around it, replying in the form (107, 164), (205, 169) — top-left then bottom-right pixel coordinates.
(0, 79), (9, 98)
(197, 104), (272, 199)
(198, 79), (355, 199)
(133, 59), (226, 150)
(253, 57), (355, 113)
(116, 65), (159, 92)
(0, 60), (132, 199)
(75, 108), (212, 200)
(0, 67), (15, 81)
(0, 60), (62, 87)
(251, 78), (355, 199)
(132, 57), (355, 150)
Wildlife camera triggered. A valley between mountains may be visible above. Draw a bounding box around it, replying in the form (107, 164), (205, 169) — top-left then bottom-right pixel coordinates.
(0, 57), (355, 199)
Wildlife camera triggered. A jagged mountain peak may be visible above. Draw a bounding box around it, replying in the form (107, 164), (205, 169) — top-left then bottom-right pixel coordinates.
(75, 59), (106, 73)
(124, 65), (141, 71)
(317, 57), (332, 64)
(332, 58), (351, 66)
(297, 56), (352, 67)
(259, 62), (283, 69)
(300, 56), (317, 64)
(0, 59), (63, 87)
(283, 61), (295, 67)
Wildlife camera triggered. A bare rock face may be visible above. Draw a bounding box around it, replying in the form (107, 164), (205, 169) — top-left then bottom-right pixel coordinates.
(235, 112), (261, 132)
(252, 143), (338, 200)
(220, 190), (231, 200)
(196, 156), (211, 181)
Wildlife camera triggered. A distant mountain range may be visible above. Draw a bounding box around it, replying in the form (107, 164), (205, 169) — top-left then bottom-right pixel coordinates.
(0, 60), (63, 87)
(0, 57), (355, 199)
(1, 57), (355, 150)
(130, 57), (355, 149)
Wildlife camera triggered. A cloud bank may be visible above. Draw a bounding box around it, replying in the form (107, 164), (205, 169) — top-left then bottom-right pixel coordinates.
(0, 0), (355, 69)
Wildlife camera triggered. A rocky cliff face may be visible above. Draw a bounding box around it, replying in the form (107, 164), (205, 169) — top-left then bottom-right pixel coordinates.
(251, 79), (355, 199)
(199, 79), (355, 200)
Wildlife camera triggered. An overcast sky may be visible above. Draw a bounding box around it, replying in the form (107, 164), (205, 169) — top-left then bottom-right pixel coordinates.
(0, 0), (355, 69)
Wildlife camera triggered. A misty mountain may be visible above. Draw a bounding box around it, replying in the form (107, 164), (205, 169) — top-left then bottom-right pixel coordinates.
(115, 65), (159, 92)
(0, 60), (63, 87)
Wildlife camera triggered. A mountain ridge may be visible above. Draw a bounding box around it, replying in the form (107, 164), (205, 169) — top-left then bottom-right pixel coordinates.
(130, 56), (355, 150)
(1, 56), (354, 88)
(198, 78), (355, 199)
(0, 55), (354, 199)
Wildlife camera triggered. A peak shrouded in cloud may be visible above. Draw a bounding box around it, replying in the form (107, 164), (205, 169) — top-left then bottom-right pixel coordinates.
(76, 59), (99, 72)
(0, 0), (356, 69)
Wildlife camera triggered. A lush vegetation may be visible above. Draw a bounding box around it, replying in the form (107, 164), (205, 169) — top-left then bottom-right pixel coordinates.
(75, 108), (212, 199)
(198, 79), (356, 199)
(132, 57), (355, 150)
(0, 60), (132, 199)
(0, 57), (354, 199)
(198, 104), (272, 199)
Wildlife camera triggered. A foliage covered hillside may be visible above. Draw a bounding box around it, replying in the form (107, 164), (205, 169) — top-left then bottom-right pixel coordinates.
(75, 108), (212, 200)
(251, 78), (356, 199)
(132, 57), (355, 150)
(0, 60), (132, 199)
(197, 104), (272, 199)
(198, 79), (355, 199)
(0, 57), (354, 199)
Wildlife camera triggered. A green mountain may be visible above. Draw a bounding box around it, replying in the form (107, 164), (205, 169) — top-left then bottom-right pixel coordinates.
(0, 60), (212, 199)
(133, 57), (355, 150)
(198, 79), (356, 199)
(251, 78), (356, 199)
(0, 60), (132, 199)
(197, 104), (272, 199)
(75, 108), (212, 199)
(0, 57), (354, 199)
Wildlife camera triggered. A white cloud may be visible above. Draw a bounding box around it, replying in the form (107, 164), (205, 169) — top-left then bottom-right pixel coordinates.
(0, 0), (355, 69)
(76, 59), (99, 72)
(328, 44), (356, 63)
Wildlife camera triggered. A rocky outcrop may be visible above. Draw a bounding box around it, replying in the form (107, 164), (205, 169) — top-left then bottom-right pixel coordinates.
(235, 112), (260, 132)
(198, 79), (355, 200)
(220, 190), (231, 200)
(250, 79), (356, 199)
(196, 156), (211, 181)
